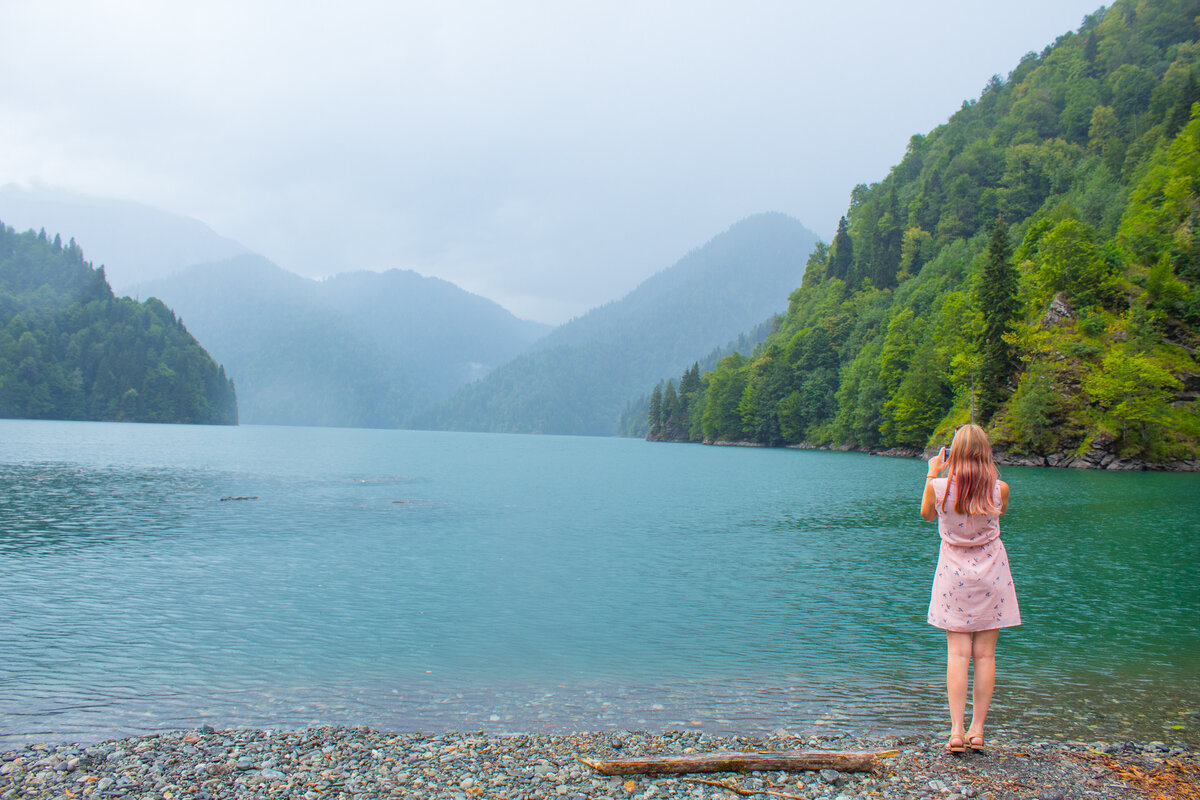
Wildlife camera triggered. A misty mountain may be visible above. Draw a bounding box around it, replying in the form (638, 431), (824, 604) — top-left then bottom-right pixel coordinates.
(133, 255), (549, 428)
(0, 185), (249, 292)
(419, 213), (819, 435)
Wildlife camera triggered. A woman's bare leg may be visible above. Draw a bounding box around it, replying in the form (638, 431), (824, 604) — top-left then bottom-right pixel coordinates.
(946, 631), (972, 743)
(967, 628), (1000, 742)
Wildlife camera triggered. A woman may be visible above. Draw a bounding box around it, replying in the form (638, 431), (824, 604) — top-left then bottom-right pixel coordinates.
(921, 423), (1020, 753)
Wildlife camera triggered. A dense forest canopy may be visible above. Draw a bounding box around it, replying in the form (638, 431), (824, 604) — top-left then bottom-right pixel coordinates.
(650, 0), (1200, 465)
(618, 317), (779, 438)
(0, 224), (238, 424)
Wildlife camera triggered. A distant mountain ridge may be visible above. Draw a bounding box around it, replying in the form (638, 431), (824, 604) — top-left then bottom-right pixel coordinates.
(0, 186), (249, 291)
(134, 256), (549, 428)
(420, 213), (820, 435)
(4, 190), (823, 436)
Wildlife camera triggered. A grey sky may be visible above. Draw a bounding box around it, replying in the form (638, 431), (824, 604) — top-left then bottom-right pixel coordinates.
(2, 1), (1103, 324)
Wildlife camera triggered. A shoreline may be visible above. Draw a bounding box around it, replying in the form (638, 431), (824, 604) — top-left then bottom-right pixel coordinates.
(2, 726), (1196, 800)
(691, 439), (1200, 472)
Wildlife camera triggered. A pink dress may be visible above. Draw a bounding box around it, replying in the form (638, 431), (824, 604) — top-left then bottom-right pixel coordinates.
(927, 478), (1021, 632)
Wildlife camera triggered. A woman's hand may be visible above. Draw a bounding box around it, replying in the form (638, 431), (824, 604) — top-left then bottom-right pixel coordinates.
(927, 446), (947, 478)
(921, 446), (947, 521)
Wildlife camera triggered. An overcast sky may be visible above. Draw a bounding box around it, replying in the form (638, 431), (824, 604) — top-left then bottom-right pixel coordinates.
(2, 1), (1104, 324)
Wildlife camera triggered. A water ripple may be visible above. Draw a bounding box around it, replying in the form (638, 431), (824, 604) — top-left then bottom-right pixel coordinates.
(0, 420), (1196, 746)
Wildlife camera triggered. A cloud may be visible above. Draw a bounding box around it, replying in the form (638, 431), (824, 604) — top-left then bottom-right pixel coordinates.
(0, 0), (1103, 323)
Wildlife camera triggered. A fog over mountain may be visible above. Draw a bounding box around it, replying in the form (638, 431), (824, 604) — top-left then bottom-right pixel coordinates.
(2, 1), (1105, 325)
(133, 255), (549, 428)
(0, 185), (248, 291)
(0, 187), (553, 428)
(421, 213), (820, 436)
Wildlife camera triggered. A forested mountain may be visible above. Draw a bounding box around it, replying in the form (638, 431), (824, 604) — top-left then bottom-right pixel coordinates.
(651, 0), (1200, 466)
(0, 224), (237, 424)
(133, 256), (549, 428)
(418, 213), (820, 436)
(0, 186), (248, 292)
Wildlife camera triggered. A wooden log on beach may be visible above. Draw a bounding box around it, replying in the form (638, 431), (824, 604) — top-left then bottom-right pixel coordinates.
(578, 749), (898, 776)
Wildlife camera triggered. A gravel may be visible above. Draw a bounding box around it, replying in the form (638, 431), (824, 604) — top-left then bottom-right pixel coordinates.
(0, 726), (1195, 800)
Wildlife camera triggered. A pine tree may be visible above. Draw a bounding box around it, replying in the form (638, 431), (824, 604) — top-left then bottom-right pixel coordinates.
(679, 363), (701, 396)
(827, 216), (854, 280)
(1164, 74), (1199, 140)
(662, 380), (678, 437)
(977, 222), (1020, 424)
(1083, 30), (1099, 77)
(648, 383), (663, 439)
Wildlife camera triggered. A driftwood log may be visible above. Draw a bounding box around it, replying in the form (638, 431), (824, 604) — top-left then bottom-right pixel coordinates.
(578, 749), (898, 776)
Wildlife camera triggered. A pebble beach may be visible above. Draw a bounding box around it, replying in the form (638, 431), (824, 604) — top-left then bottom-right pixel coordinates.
(2, 726), (1196, 800)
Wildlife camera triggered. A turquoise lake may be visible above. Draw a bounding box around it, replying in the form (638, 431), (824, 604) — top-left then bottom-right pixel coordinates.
(0, 419), (1196, 746)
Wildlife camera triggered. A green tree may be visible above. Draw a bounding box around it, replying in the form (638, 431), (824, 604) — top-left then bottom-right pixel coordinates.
(1108, 63), (1157, 120)
(1003, 363), (1064, 453)
(884, 339), (950, 447)
(827, 216), (854, 280)
(1164, 79), (1199, 139)
(647, 383), (663, 439)
(701, 354), (748, 442)
(1083, 347), (1183, 453)
(1031, 218), (1119, 307)
(976, 223), (1020, 423)
(662, 380), (679, 437)
(1088, 104), (1126, 174)
(898, 226), (934, 280)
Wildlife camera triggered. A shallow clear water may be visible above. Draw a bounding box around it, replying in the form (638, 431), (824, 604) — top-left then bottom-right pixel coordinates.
(0, 420), (1196, 745)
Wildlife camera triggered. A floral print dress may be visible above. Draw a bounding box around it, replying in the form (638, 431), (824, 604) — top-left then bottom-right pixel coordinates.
(927, 478), (1021, 632)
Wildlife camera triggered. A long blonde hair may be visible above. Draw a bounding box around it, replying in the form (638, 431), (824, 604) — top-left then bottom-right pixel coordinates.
(941, 424), (1000, 515)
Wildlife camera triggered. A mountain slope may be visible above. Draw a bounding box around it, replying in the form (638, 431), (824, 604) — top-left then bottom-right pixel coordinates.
(0, 224), (237, 424)
(133, 256), (549, 428)
(654, 0), (1200, 466)
(420, 213), (820, 435)
(0, 185), (249, 292)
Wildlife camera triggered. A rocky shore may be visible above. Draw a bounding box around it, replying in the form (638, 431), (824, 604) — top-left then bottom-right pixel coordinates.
(660, 437), (1200, 471)
(786, 442), (1200, 473)
(2, 727), (1196, 800)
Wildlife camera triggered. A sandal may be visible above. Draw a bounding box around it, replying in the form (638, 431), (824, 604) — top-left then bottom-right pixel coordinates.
(946, 735), (966, 753)
(966, 734), (984, 751)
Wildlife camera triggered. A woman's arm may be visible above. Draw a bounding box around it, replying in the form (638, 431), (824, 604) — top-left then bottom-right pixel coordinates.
(998, 480), (1009, 516)
(920, 447), (947, 521)
(921, 480), (939, 521)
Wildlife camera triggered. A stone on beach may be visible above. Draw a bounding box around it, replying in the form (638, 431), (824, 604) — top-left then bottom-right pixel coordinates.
(0, 726), (1193, 800)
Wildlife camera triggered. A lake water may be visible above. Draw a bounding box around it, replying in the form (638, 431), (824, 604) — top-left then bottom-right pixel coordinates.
(0, 420), (1196, 746)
